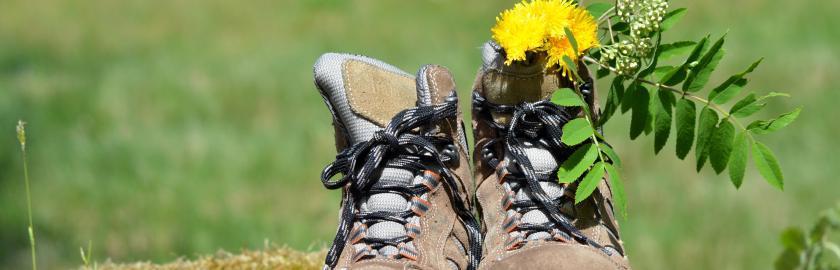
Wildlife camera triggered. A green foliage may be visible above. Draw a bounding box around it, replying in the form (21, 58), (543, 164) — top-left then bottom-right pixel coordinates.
(675, 98), (697, 159)
(552, 85), (627, 218)
(576, 162), (606, 204)
(557, 143), (599, 183)
(728, 131), (749, 188)
(562, 118), (595, 146)
(586, 3), (613, 20)
(695, 106), (719, 171)
(775, 203), (840, 270)
(660, 8), (687, 32)
(552, 88), (586, 107)
(554, 1), (802, 213)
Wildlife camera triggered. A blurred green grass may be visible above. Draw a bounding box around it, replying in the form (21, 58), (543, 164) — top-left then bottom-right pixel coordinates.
(1, 0), (837, 269)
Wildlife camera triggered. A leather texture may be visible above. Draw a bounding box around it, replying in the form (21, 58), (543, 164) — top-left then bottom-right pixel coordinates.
(343, 59), (417, 127)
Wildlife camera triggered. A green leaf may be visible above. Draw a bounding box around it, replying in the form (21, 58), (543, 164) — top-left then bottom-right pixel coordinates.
(562, 55), (581, 81)
(601, 144), (622, 168)
(660, 37), (708, 86)
(652, 66), (674, 81)
(684, 34), (726, 92)
(654, 90), (675, 154)
(660, 8), (687, 32)
(629, 85), (651, 140)
(610, 21), (629, 33)
(552, 88), (585, 107)
(600, 77), (625, 126)
(695, 107), (719, 171)
(709, 120), (735, 174)
(730, 92), (789, 118)
(562, 118), (594, 146)
(728, 131), (749, 188)
(597, 66), (611, 79)
(774, 249), (801, 270)
(730, 93), (761, 118)
(604, 163), (627, 219)
(645, 87), (656, 135)
(621, 81), (638, 113)
(659, 64), (688, 86)
(747, 108), (802, 135)
(780, 227), (807, 251)
(752, 141), (784, 190)
(558, 143), (599, 183)
(657, 41), (696, 62)
(709, 58), (763, 104)
(576, 162), (606, 204)
(675, 98), (696, 159)
(586, 2), (613, 20)
(711, 78), (747, 105)
(684, 35), (710, 67)
(564, 27), (579, 54)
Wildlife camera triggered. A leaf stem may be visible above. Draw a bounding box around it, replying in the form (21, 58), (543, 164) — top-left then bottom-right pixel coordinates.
(572, 83), (608, 164)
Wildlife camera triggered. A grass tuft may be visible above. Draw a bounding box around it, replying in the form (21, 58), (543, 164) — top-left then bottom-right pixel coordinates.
(80, 247), (325, 270)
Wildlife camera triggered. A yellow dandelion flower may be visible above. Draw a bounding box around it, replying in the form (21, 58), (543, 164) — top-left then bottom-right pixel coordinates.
(491, 0), (599, 75)
(491, 1), (549, 64)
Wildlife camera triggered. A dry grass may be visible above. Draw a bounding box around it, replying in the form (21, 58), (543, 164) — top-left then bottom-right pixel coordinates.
(82, 247), (325, 270)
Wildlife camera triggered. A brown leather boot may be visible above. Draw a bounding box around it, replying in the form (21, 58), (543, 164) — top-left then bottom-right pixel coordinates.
(471, 42), (630, 270)
(313, 53), (481, 270)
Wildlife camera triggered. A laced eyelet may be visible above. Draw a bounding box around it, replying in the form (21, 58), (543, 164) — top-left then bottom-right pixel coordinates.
(441, 144), (459, 165)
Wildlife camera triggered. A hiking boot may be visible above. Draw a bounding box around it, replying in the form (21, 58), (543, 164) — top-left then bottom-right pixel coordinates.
(313, 53), (481, 270)
(470, 42), (630, 270)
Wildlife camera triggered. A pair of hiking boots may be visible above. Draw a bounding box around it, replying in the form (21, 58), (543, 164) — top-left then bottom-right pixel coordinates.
(313, 41), (629, 270)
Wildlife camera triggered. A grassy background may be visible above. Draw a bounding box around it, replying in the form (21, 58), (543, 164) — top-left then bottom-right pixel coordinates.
(1, 0), (837, 269)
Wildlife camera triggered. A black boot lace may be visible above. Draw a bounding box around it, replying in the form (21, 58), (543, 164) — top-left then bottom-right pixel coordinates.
(472, 85), (613, 256)
(321, 93), (482, 270)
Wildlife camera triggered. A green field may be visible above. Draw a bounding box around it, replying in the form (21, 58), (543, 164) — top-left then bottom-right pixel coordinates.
(1, 0), (838, 269)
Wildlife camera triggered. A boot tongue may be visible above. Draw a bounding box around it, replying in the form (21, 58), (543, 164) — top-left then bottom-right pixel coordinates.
(479, 41), (566, 105)
(314, 53), (419, 145)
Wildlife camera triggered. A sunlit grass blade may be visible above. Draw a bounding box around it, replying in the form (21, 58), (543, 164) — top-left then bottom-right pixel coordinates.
(17, 120), (37, 270)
